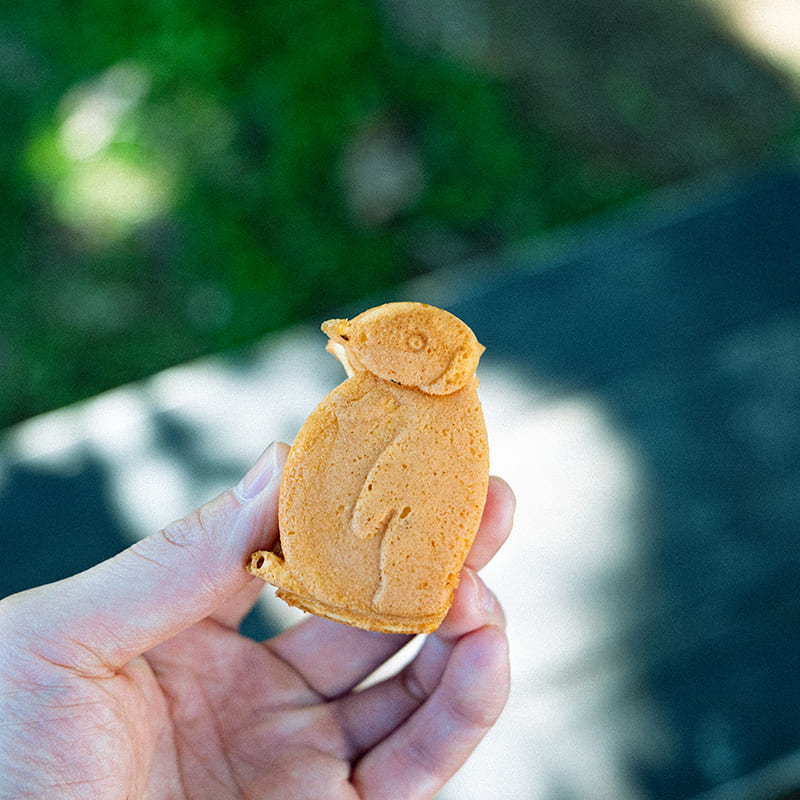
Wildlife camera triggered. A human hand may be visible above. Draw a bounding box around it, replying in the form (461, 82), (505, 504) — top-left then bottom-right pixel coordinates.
(0, 442), (514, 799)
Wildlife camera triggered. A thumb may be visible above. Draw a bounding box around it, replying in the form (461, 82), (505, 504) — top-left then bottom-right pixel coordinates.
(7, 442), (288, 675)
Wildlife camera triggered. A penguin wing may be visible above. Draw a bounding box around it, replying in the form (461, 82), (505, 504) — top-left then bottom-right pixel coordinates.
(350, 428), (417, 540)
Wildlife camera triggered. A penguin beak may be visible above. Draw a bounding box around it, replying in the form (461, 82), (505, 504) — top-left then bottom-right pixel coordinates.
(321, 318), (349, 342)
(322, 318), (359, 377)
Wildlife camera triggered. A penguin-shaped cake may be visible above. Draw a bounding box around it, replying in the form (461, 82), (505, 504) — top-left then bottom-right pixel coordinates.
(247, 301), (489, 633)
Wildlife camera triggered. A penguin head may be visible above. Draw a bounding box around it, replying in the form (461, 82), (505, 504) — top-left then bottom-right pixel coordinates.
(322, 302), (484, 395)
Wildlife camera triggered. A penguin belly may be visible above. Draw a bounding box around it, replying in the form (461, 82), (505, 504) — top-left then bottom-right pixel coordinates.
(249, 372), (489, 633)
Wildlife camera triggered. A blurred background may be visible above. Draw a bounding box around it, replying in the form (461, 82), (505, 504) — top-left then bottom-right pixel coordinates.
(2, 0), (799, 428)
(2, 1), (800, 799)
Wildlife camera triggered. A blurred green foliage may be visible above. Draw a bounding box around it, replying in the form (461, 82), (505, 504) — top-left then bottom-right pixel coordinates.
(1, 0), (770, 428)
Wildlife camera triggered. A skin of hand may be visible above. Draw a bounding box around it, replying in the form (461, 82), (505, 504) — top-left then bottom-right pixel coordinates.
(0, 442), (514, 800)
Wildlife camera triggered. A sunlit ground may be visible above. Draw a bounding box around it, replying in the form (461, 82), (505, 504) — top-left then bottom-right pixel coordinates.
(699, 0), (800, 92)
(443, 364), (659, 799)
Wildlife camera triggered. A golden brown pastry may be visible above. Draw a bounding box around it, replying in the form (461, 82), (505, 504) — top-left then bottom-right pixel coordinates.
(247, 302), (489, 633)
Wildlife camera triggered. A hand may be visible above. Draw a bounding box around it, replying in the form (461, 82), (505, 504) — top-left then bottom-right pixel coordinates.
(0, 442), (514, 799)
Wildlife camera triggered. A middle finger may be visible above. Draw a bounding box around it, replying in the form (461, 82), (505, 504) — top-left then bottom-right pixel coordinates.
(265, 616), (413, 699)
(331, 569), (506, 758)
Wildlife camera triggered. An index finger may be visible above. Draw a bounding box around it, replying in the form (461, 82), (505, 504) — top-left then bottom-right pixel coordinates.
(464, 476), (515, 572)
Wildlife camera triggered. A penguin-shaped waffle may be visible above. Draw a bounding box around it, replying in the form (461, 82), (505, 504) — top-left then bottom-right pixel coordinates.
(247, 302), (489, 633)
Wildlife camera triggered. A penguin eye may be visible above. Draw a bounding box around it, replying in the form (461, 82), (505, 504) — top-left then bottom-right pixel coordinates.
(405, 331), (427, 351)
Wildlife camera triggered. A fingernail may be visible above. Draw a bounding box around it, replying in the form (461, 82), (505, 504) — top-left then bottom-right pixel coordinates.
(468, 568), (504, 623)
(235, 442), (279, 501)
